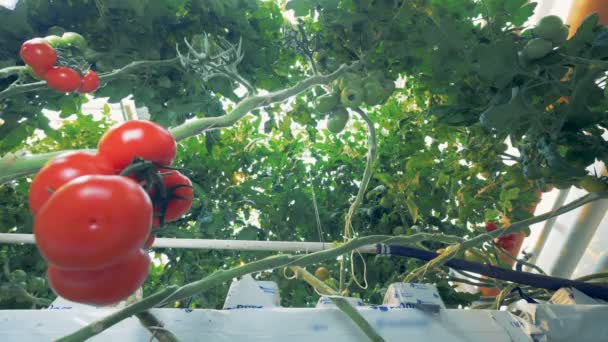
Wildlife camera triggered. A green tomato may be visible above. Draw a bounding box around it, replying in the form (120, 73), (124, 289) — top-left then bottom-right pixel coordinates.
(522, 38), (553, 60)
(340, 86), (364, 108)
(535, 15), (568, 45)
(392, 226), (406, 235)
(314, 51), (339, 72)
(9, 270), (27, 283)
(47, 26), (66, 36)
(368, 70), (386, 83)
(27, 277), (46, 293)
(337, 73), (362, 90)
(61, 32), (87, 49)
(315, 93), (339, 113)
(327, 107), (349, 134)
(364, 81), (385, 106)
(314, 267), (330, 281)
(43, 35), (66, 48)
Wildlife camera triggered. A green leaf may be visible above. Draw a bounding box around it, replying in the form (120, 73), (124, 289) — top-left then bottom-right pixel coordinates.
(405, 196), (419, 223)
(286, 0), (313, 17)
(476, 38), (518, 88)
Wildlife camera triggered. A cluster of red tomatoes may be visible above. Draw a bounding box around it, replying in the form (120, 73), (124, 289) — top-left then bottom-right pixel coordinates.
(20, 37), (99, 93)
(29, 120), (193, 305)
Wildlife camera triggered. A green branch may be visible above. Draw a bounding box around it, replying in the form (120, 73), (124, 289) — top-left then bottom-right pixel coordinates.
(0, 66), (25, 79)
(404, 191), (608, 282)
(135, 311), (180, 342)
(576, 271), (608, 282)
(55, 285), (179, 342)
(330, 296), (385, 342)
(0, 150), (95, 184)
(168, 63), (354, 141)
(56, 233), (458, 341)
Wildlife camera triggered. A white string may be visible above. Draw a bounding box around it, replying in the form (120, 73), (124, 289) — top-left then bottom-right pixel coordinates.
(308, 170), (325, 248)
(350, 249), (368, 290)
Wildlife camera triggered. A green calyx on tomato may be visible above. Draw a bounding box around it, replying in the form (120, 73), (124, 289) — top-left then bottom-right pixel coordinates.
(34, 175), (152, 270)
(327, 107), (349, 134)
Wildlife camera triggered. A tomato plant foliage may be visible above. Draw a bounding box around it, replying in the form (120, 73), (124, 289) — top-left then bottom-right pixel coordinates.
(0, 0), (607, 311)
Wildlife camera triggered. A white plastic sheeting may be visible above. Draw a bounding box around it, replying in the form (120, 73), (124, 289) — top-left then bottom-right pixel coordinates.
(0, 307), (534, 342)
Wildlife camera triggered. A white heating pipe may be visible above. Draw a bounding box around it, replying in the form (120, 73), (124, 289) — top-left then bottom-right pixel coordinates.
(0, 233), (377, 253)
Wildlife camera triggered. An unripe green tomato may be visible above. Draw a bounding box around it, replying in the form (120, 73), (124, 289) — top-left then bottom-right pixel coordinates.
(522, 38), (553, 60)
(327, 107), (349, 134)
(10, 269), (27, 283)
(337, 73), (362, 90)
(47, 26), (66, 36)
(340, 86), (364, 107)
(535, 15), (568, 45)
(27, 277), (46, 293)
(315, 93), (339, 113)
(314, 267), (330, 281)
(43, 35), (66, 48)
(364, 81), (385, 106)
(61, 32), (87, 49)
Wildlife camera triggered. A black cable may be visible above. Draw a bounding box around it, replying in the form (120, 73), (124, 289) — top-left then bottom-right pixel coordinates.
(377, 244), (608, 301)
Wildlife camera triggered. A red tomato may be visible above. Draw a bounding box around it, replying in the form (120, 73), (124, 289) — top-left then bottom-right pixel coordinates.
(143, 235), (155, 249)
(30, 65), (51, 80)
(497, 234), (517, 251)
(20, 39), (57, 71)
(97, 120), (177, 172)
(46, 66), (82, 92)
(47, 249), (150, 306)
(79, 70), (100, 93)
(154, 169), (193, 223)
(34, 175), (152, 270)
(28, 152), (114, 215)
(484, 222), (498, 232)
